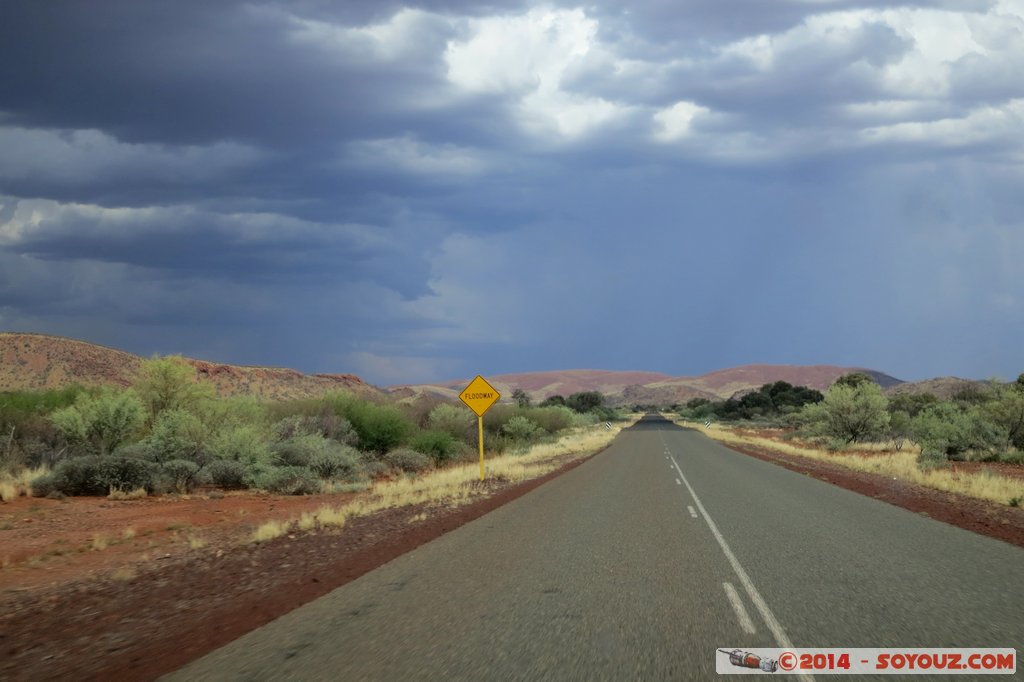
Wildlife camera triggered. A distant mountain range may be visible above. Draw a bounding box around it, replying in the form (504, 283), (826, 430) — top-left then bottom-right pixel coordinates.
(2, 332), (984, 406)
(390, 365), (905, 406)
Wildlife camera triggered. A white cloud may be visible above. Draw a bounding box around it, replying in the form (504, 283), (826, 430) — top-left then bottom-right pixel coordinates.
(652, 101), (709, 141)
(860, 98), (1024, 152)
(445, 8), (630, 139)
(0, 196), (392, 256)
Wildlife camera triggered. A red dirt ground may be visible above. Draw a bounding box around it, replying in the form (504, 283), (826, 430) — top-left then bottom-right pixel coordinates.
(1, 435), (1022, 681)
(0, 453), (595, 681)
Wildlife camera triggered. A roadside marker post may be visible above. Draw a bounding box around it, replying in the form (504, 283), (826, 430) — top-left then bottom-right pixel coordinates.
(459, 375), (501, 481)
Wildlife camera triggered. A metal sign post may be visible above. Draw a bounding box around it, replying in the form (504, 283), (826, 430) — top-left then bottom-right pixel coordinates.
(459, 375), (500, 481)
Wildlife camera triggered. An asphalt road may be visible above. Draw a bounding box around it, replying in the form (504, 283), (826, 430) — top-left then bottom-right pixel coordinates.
(168, 415), (1023, 680)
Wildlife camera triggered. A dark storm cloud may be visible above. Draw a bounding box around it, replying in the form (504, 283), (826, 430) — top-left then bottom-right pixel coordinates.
(1, 199), (432, 296)
(0, 0), (1021, 383)
(583, 0), (995, 45)
(0, 1), (460, 148)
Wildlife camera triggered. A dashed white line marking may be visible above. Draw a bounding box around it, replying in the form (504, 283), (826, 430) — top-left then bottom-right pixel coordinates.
(723, 582), (756, 634)
(675, 479), (681, 485)
(666, 444), (814, 682)
(687, 505), (698, 518)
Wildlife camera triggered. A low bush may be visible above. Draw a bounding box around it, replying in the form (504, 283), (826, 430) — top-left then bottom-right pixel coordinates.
(39, 456), (105, 496)
(97, 456), (159, 493)
(271, 434), (320, 468)
(273, 435), (361, 480)
(999, 449), (1024, 464)
(148, 409), (208, 464)
(309, 446), (361, 481)
(427, 404), (474, 441)
(205, 459), (247, 490)
(50, 389), (146, 456)
(362, 459), (391, 480)
(209, 425), (273, 475)
(411, 430), (458, 464)
(502, 415), (540, 441)
(160, 459), (201, 494)
(344, 402), (412, 453)
(521, 405), (576, 433)
(112, 441), (159, 461)
(916, 448), (948, 471)
(383, 447), (432, 473)
(258, 466), (320, 495)
(32, 455), (157, 496)
(29, 472), (58, 498)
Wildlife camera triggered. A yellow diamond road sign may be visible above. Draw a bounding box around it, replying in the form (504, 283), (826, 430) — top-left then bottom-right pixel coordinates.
(459, 375), (500, 417)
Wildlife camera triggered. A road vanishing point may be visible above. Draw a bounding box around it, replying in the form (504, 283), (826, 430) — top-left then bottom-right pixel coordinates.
(168, 415), (1023, 681)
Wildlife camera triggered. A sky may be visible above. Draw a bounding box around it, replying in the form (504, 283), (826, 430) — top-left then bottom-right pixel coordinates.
(1, 0), (1022, 385)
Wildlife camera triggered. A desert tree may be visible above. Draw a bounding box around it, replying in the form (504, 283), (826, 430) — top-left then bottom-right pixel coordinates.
(512, 388), (532, 408)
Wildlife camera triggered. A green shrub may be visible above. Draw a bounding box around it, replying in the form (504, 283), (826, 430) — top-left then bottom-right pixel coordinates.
(160, 459), (201, 494)
(344, 402), (412, 453)
(427, 404), (474, 440)
(797, 383), (889, 443)
(258, 466), (320, 495)
(273, 412), (358, 445)
(43, 456), (106, 496)
(383, 447), (432, 473)
(362, 459), (391, 479)
(271, 434), (320, 467)
(272, 435), (361, 480)
(411, 430), (458, 464)
(30, 472), (57, 498)
(113, 441), (159, 461)
(205, 459), (247, 489)
(133, 356), (216, 422)
(916, 448), (948, 470)
(309, 445), (361, 481)
(912, 403), (1004, 461)
(35, 456), (156, 496)
(521, 406), (575, 433)
(209, 424), (272, 472)
(97, 456), (159, 493)
(149, 408), (209, 464)
(502, 415), (540, 441)
(51, 389), (145, 456)
(999, 449), (1024, 464)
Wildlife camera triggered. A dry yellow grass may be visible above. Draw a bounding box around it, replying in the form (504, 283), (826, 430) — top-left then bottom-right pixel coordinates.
(251, 519), (289, 543)
(91, 534), (110, 551)
(677, 420), (1024, 506)
(107, 487), (148, 501)
(188, 535), (207, 550)
(252, 419), (637, 543)
(0, 466), (49, 501)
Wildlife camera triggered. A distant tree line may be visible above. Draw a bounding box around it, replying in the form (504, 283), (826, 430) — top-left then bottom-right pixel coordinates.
(678, 371), (1024, 471)
(537, 391), (617, 421)
(678, 381), (824, 422)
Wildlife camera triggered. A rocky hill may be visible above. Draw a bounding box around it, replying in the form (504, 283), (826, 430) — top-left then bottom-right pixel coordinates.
(0, 333), (381, 401)
(392, 364), (904, 406)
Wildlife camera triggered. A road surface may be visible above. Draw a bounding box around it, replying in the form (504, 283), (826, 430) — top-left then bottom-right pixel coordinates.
(168, 415), (1023, 680)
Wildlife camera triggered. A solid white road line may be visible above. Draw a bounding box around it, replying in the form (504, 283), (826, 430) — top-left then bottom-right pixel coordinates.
(669, 451), (814, 682)
(723, 582), (757, 634)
